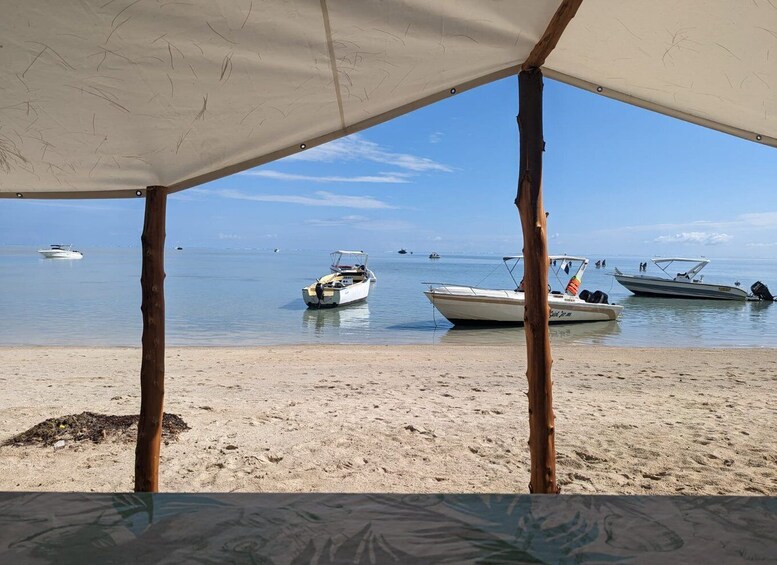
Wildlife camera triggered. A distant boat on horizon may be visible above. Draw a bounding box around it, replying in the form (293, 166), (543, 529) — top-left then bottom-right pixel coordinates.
(429, 252), (440, 259)
(398, 248), (407, 254)
(37, 244), (83, 260)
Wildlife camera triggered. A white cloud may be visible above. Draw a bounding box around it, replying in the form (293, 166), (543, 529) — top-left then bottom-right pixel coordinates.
(284, 134), (452, 172)
(746, 241), (777, 247)
(654, 232), (733, 245)
(429, 131), (444, 144)
(306, 215), (411, 231)
(738, 212), (777, 227)
(218, 232), (242, 240)
(242, 170), (412, 183)
(217, 189), (396, 209)
(305, 215), (369, 227)
(596, 210), (777, 236)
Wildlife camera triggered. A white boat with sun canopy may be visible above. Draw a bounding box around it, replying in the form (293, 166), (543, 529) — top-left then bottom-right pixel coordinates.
(424, 255), (623, 326)
(303, 251), (375, 308)
(614, 257), (749, 300)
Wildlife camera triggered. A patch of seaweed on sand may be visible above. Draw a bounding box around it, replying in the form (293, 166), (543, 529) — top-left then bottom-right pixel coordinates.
(2, 412), (189, 447)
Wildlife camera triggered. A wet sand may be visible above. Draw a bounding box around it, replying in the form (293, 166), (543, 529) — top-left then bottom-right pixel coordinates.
(0, 345), (774, 494)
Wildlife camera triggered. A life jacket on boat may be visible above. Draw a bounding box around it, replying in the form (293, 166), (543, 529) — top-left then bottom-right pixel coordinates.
(566, 276), (580, 296)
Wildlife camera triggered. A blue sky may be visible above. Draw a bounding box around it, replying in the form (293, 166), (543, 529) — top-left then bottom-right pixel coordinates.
(2, 77), (776, 257)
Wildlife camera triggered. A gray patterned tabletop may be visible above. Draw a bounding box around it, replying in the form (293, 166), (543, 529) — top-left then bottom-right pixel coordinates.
(1, 493), (775, 563)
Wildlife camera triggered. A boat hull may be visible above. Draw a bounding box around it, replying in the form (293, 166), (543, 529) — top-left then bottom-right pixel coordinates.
(424, 287), (622, 326)
(614, 274), (748, 300)
(38, 250), (83, 259)
(303, 276), (371, 309)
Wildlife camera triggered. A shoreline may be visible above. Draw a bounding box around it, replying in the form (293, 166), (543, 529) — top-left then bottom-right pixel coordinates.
(1, 345), (774, 495)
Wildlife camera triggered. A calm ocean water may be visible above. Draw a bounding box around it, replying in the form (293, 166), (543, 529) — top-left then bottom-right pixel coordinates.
(1, 247), (776, 347)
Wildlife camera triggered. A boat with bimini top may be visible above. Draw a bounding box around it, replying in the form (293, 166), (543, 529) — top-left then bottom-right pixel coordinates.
(614, 257), (751, 300)
(303, 251), (375, 308)
(424, 255), (623, 325)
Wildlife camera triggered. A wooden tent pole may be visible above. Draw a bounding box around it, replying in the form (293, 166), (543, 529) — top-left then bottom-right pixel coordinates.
(135, 185), (167, 492)
(516, 68), (557, 493)
(514, 0), (582, 495)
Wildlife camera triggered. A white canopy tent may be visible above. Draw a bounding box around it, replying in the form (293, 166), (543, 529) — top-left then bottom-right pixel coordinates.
(1, 0), (774, 493)
(1, 0), (774, 199)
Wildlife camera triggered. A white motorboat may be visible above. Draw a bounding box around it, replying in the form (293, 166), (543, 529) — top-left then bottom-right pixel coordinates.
(424, 255), (623, 325)
(37, 244), (83, 259)
(303, 251), (374, 308)
(614, 258), (749, 300)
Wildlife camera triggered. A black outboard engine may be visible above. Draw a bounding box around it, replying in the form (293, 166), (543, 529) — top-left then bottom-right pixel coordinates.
(579, 289), (592, 303)
(591, 290), (610, 304)
(751, 281), (774, 301)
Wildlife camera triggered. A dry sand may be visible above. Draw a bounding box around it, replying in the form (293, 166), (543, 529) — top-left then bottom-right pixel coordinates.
(0, 345), (775, 495)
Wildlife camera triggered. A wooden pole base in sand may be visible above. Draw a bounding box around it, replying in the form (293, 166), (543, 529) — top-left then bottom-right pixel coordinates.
(135, 185), (167, 492)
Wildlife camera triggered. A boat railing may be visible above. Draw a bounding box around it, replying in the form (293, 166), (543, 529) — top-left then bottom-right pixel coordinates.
(423, 282), (516, 296)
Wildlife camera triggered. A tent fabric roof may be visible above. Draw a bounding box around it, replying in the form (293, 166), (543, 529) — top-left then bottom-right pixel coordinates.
(1, 1), (774, 199)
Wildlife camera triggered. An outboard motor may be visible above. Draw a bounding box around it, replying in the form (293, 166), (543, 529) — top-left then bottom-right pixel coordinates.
(591, 290), (610, 304)
(579, 289), (592, 303)
(751, 281), (775, 301)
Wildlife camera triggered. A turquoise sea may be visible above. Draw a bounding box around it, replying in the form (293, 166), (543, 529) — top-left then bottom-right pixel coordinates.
(1, 247), (776, 348)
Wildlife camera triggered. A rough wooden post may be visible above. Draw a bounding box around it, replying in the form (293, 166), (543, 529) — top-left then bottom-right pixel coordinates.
(515, 68), (557, 494)
(135, 185), (167, 492)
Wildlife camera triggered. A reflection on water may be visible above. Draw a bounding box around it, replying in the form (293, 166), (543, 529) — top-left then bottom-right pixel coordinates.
(613, 296), (773, 347)
(302, 303), (371, 333)
(437, 321), (622, 346)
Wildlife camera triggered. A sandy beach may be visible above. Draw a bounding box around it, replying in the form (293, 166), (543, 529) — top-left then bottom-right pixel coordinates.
(0, 345), (774, 495)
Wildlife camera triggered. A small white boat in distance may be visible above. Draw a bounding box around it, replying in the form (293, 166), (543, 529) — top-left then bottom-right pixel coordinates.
(303, 251), (374, 308)
(614, 257), (748, 300)
(424, 255), (623, 325)
(37, 244), (83, 259)
(429, 252), (440, 259)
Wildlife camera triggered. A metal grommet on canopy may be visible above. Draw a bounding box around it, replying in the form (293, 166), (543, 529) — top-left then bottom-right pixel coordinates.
(450, 88), (457, 94)
(16, 193), (23, 198)
(300, 143), (307, 149)
(596, 86), (603, 93)
(135, 190), (143, 197)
